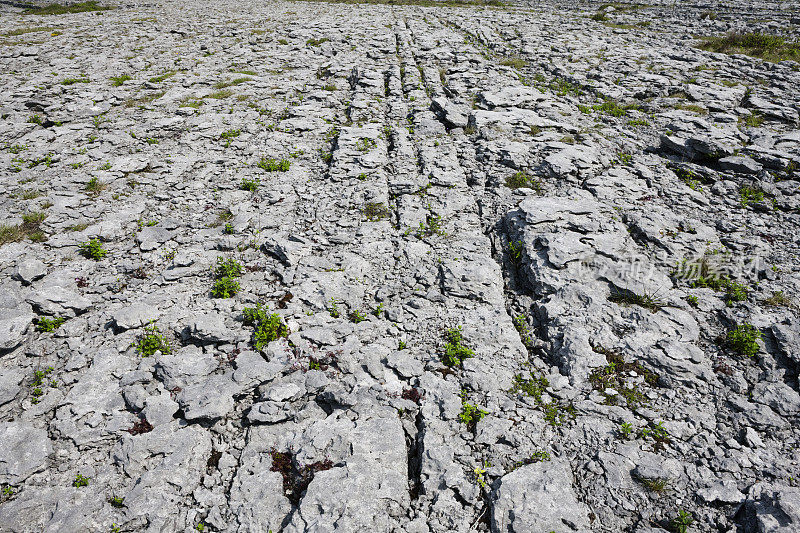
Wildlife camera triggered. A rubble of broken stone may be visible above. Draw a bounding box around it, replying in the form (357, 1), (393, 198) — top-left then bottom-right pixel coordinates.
(0, 0), (798, 532)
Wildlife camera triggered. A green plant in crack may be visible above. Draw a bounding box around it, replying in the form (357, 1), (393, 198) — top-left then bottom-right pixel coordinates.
(510, 372), (549, 404)
(362, 202), (389, 221)
(619, 422), (634, 439)
(349, 309), (367, 323)
(108, 495), (125, 508)
(242, 304), (289, 350)
(30, 366), (55, 404)
(670, 509), (694, 533)
(241, 177), (260, 191)
(608, 287), (666, 313)
(211, 257), (243, 298)
(636, 475), (668, 493)
(442, 327), (474, 367)
(72, 474), (89, 488)
(134, 325), (172, 357)
(85, 176), (107, 196)
(508, 239), (524, 269)
(36, 316), (65, 332)
(110, 74), (131, 86)
(257, 157), (291, 172)
(739, 185), (765, 207)
(726, 324), (761, 357)
(543, 401), (575, 426)
(327, 298), (341, 318)
(458, 392), (487, 430)
(505, 170), (542, 192)
(78, 238), (108, 260)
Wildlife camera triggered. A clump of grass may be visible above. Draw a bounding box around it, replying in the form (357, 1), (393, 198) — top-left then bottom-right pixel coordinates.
(608, 288), (665, 313)
(636, 475), (668, 493)
(134, 325), (172, 356)
(25, 1), (112, 15)
(306, 37), (330, 46)
(500, 56), (527, 69)
(510, 372), (549, 404)
(207, 89), (233, 99)
(1, 212), (48, 244)
(442, 327), (474, 367)
(110, 74), (131, 86)
(505, 171), (542, 192)
(726, 324), (761, 357)
(698, 32), (800, 63)
(593, 99), (638, 117)
(739, 185), (765, 207)
(257, 157), (291, 172)
(85, 176), (107, 195)
(763, 291), (794, 308)
(61, 77), (90, 86)
(78, 238), (107, 260)
(362, 202), (389, 221)
(242, 304), (288, 350)
(739, 113), (764, 128)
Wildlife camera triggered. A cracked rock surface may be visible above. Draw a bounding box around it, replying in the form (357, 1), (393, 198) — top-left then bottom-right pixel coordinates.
(1, 0), (799, 532)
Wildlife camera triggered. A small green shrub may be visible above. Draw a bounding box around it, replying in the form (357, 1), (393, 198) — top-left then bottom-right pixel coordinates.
(36, 316), (65, 332)
(110, 74), (131, 86)
(510, 372), (548, 404)
(242, 304), (288, 350)
(257, 157), (291, 172)
(670, 509), (694, 533)
(505, 171), (542, 192)
(241, 178), (259, 191)
(362, 202), (389, 221)
(349, 309), (367, 323)
(78, 238), (107, 260)
(458, 396), (487, 429)
(134, 325), (172, 356)
(211, 277), (240, 298)
(72, 474), (89, 488)
(727, 324), (761, 357)
(214, 257), (243, 279)
(739, 185), (765, 207)
(442, 327), (474, 367)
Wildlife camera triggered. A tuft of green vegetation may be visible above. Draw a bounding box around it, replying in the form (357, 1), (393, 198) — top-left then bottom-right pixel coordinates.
(362, 202), (389, 221)
(739, 113), (764, 128)
(637, 475), (668, 493)
(241, 178), (259, 191)
(349, 309), (367, 323)
(670, 510), (694, 533)
(134, 325), (171, 356)
(25, 1), (112, 15)
(108, 496), (125, 508)
(36, 316), (65, 332)
(726, 324), (761, 357)
(85, 176), (107, 196)
(739, 185), (765, 207)
(1, 211), (48, 245)
(442, 327), (474, 367)
(592, 99), (639, 118)
(78, 238), (107, 260)
(608, 288), (665, 313)
(505, 170), (542, 192)
(257, 157), (291, 172)
(242, 304), (288, 350)
(763, 291), (794, 308)
(510, 372), (549, 404)
(211, 277), (240, 298)
(306, 37), (330, 47)
(458, 393), (487, 430)
(110, 74), (131, 86)
(61, 77), (90, 86)
(500, 56), (527, 69)
(214, 257), (243, 279)
(698, 32), (800, 63)
(72, 474), (90, 488)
